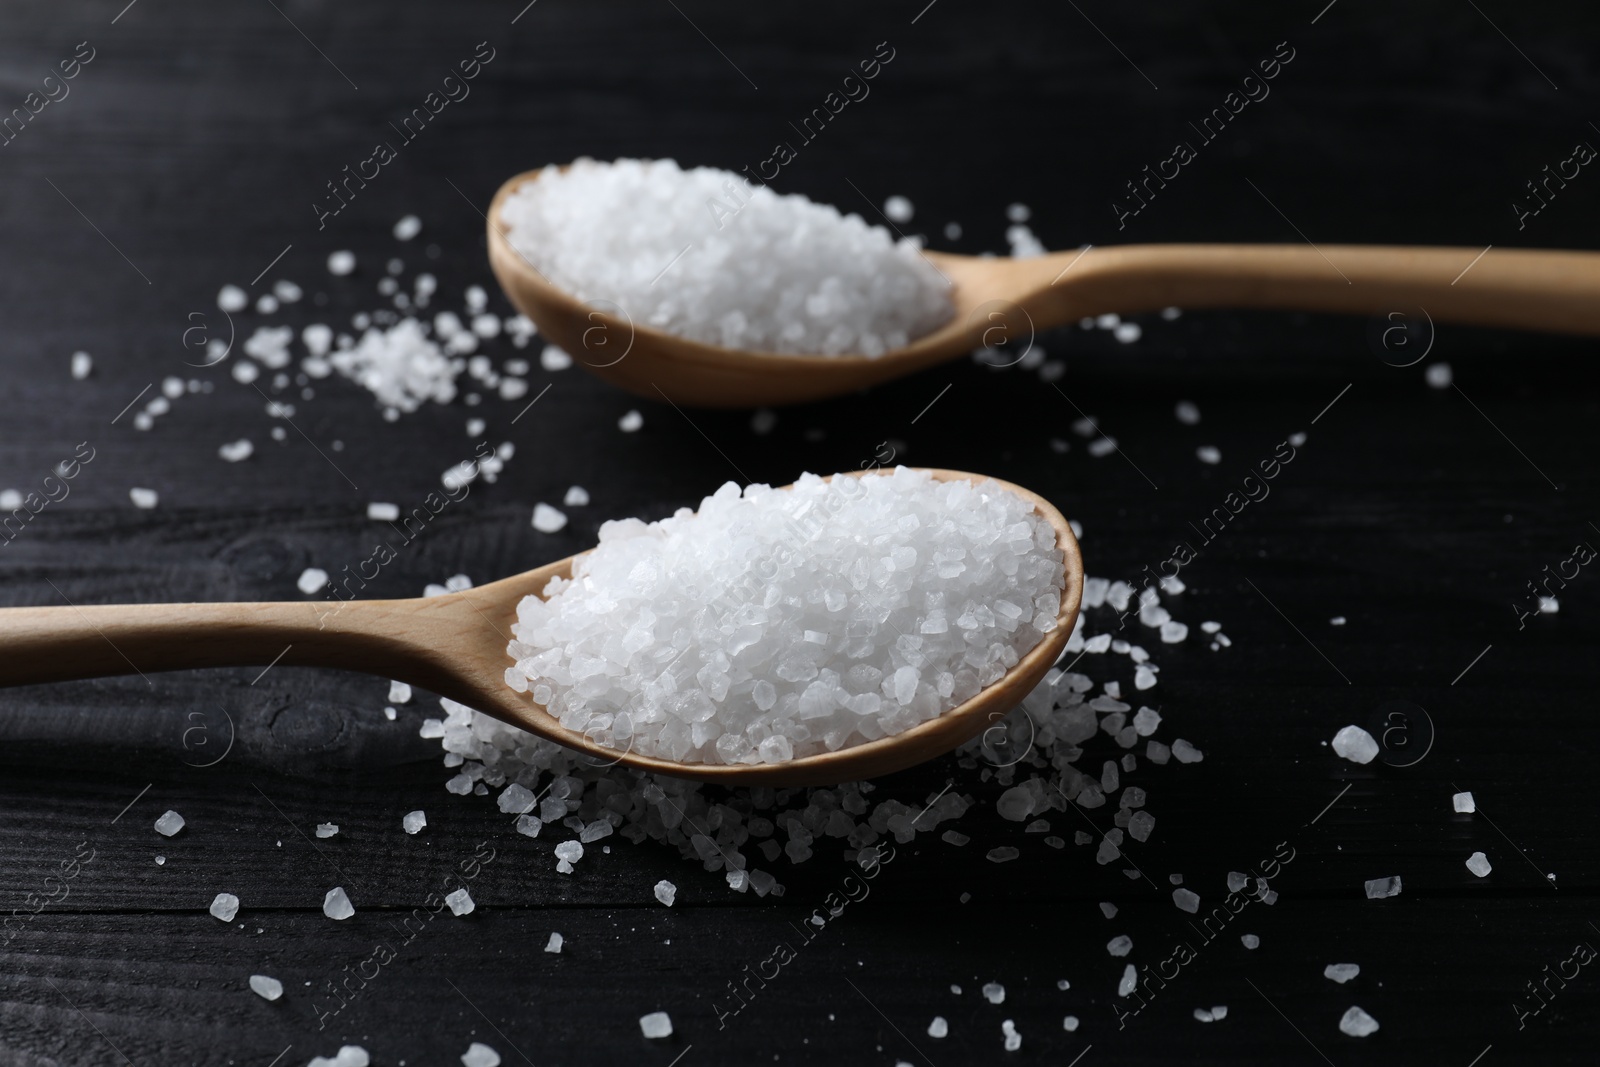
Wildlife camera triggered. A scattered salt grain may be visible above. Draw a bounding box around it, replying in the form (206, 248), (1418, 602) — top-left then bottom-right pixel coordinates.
(445, 887), (475, 915)
(1196, 445), (1221, 465)
(1001, 1019), (1021, 1052)
(1117, 964), (1137, 996)
(1107, 935), (1133, 957)
(987, 847), (1020, 864)
(1175, 400), (1200, 425)
(1113, 322), (1142, 344)
(297, 568), (329, 595)
(388, 680), (412, 704)
(653, 879), (677, 906)
(461, 1042), (501, 1067)
(1364, 875), (1402, 899)
(639, 1011), (673, 1039)
(322, 886), (354, 920)
(308, 1046), (369, 1067)
(1241, 934), (1260, 949)
(983, 982), (1005, 1004)
(218, 439), (254, 462)
(500, 160), (951, 357)
(1466, 851), (1492, 877)
(1173, 888), (1200, 913)
(618, 409), (643, 432)
(155, 810), (185, 837)
(1325, 963), (1360, 984)
(249, 974), (283, 1000)
(564, 485), (590, 507)
(1332, 725), (1378, 764)
(540, 345), (573, 371)
(1453, 791), (1476, 813)
(70, 351), (93, 380)
(129, 487), (159, 509)
(545, 931), (563, 953)
(1063, 1015), (1079, 1032)
(218, 285), (247, 312)
(403, 810), (427, 834)
(1425, 362), (1452, 389)
(532, 503), (568, 533)
(209, 892), (240, 922)
(327, 250), (356, 276)
(393, 214), (422, 241)
(367, 502), (400, 521)
(1171, 739), (1203, 763)
(1339, 1006), (1379, 1037)
(884, 195), (914, 223)
(928, 1016), (949, 1038)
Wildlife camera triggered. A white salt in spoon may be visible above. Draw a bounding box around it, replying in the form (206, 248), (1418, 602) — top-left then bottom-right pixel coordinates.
(0, 469), (1083, 786)
(488, 166), (1600, 407)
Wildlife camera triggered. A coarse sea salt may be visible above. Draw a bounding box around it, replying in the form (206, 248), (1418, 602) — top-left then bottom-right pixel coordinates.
(249, 974), (283, 1000)
(503, 468), (1063, 765)
(499, 159), (953, 357)
(461, 1042), (500, 1067)
(1339, 1006), (1379, 1037)
(209, 893), (240, 922)
(640, 1011), (673, 1038)
(323, 886), (354, 920)
(155, 810), (185, 837)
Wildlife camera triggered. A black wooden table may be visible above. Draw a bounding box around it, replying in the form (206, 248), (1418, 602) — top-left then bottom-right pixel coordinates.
(3, 1), (1598, 1063)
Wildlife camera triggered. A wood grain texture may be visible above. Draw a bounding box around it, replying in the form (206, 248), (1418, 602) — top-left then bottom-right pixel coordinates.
(2, 0), (1599, 1063)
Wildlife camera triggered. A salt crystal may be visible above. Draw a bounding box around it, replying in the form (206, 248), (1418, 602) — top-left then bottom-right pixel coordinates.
(461, 1042), (501, 1067)
(1099, 902), (1117, 918)
(1194, 1007), (1215, 1022)
(1364, 875), (1402, 899)
(541, 345), (573, 371)
(884, 195), (914, 223)
(249, 974), (283, 1000)
(1171, 739), (1203, 763)
(1113, 322), (1141, 344)
(942, 831), (969, 846)
(1001, 1018), (1021, 1051)
(218, 285), (247, 312)
(218, 439), (254, 462)
(1332, 725), (1378, 764)
(1175, 400), (1200, 425)
(1466, 851), (1492, 877)
(1196, 445), (1221, 465)
(1453, 791), (1475, 813)
(322, 887), (354, 920)
(315, 823), (339, 838)
(545, 931), (563, 953)
(70, 351), (93, 380)
(1173, 888), (1200, 913)
(209, 893), (240, 922)
(983, 982), (1005, 1004)
(1107, 935), (1132, 956)
(1339, 1006), (1379, 1037)
(393, 214), (422, 241)
(654, 879), (677, 906)
(639, 1011), (673, 1039)
(327, 250), (356, 275)
(368, 502), (400, 521)
(751, 408), (777, 435)
(1062, 1015), (1079, 1032)
(1241, 934), (1260, 949)
(928, 1015), (949, 1038)
(445, 887), (475, 915)
(564, 485), (590, 507)
(1325, 963), (1360, 984)
(1425, 362), (1452, 388)
(297, 568), (329, 595)
(403, 810), (427, 834)
(987, 847), (1020, 864)
(1117, 964), (1137, 996)
(555, 840), (584, 864)
(155, 810), (185, 837)
(129, 487), (159, 509)
(532, 503), (568, 533)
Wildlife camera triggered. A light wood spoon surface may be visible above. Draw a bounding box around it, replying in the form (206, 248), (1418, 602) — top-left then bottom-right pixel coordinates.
(488, 166), (1600, 408)
(0, 469), (1083, 786)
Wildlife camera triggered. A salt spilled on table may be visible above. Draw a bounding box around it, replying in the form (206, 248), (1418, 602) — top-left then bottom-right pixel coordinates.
(298, 568), (329, 595)
(544, 931), (563, 953)
(502, 468), (1064, 765)
(155, 810), (185, 837)
(653, 880), (676, 906)
(500, 159), (952, 357)
(129, 487), (159, 509)
(1325, 963), (1360, 984)
(445, 887), (475, 916)
(982, 982), (1005, 1004)
(323, 887), (355, 920)
(1466, 851), (1492, 877)
(1453, 790), (1476, 813)
(1332, 725), (1379, 764)
(1339, 1006), (1380, 1037)
(640, 1011), (673, 1039)
(1001, 1019), (1021, 1051)
(308, 1046), (369, 1067)
(403, 810), (427, 834)
(315, 823), (339, 838)
(209, 893), (240, 922)
(928, 1016), (949, 1038)
(249, 974), (283, 1001)
(461, 1042), (500, 1067)
(1364, 875), (1402, 900)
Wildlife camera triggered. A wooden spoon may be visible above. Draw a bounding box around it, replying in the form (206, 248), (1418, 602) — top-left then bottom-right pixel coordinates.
(488, 166), (1600, 408)
(0, 469), (1083, 786)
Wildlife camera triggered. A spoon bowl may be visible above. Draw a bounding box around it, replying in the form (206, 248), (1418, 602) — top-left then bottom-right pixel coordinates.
(489, 165), (1600, 408)
(0, 468), (1083, 786)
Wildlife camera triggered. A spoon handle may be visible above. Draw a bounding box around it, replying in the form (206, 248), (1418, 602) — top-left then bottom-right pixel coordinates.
(0, 599), (420, 691)
(1026, 245), (1600, 336)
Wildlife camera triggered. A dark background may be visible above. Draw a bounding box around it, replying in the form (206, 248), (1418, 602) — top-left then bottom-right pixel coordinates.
(3, 1), (1599, 1064)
